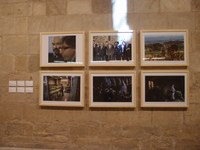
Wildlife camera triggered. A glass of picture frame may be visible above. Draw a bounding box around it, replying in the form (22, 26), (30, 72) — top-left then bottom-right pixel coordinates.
(40, 32), (85, 67)
(140, 30), (189, 66)
(141, 70), (189, 108)
(39, 71), (84, 107)
(89, 30), (136, 67)
(89, 71), (136, 108)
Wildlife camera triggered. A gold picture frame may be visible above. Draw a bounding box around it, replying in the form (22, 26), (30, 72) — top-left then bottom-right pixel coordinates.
(40, 31), (85, 67)
(39, 71), (84, 107)
(89, 30), (136, 67)
(140, 30), (189, 66)
(141, 70), (189, 108)
(89, 70), (136, 108)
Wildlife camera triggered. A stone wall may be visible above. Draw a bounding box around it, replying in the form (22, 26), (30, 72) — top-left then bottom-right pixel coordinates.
(0, 0), (200, 149)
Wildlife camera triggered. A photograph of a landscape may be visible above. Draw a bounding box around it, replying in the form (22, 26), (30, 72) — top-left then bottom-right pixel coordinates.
(141, 30), (188, 66)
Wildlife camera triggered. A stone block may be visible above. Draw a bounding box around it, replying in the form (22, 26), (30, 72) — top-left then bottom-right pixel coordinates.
(0, 123), (7, 137)
(129, 0), (160, 13)
(189, 90), (200, 103)
(13, 2), (32, 16)
(0, 36), (2, 53)
(28, 35), (40, 54)
(189, 51), (200, 71)
(0, 0), (28, 3)
(47, 0), (66, 16)
(28, 54), (39, 73)
(23, 104), (53, 123)
(189, 71), (200, 90)
(196, 13), (200, 30)
(2, 35), (28, 55)
(184, 104), (200, 125)
(0, 17), (15, 35)
(135, 14), (170, 30)
(191, 0), (200, 11)
(6, 121), (33, 136)
(0, 102), (23, 122)
(92, 0), (112, 14)
(15, 55), (28, 72)
(160, 0), (191, 12)
(14, 17), (28, 34)
(28, 16), (55, 34)
(55, 14), (112, 31)
(32, 0), (46, 16)
(152, 111), (184, 127)
(0, 4), (14, 16)
(67, 0), (92, 14)
(176, 126), (200, 149)
(0, 55), (14, 72)
(52, 110), (89, 124)
(191, 30), (200, 51)
(165, 13), (195, 30)
(0, 17), (28, 35)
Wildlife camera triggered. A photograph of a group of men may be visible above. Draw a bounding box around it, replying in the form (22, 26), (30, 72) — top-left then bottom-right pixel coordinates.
(43, 75), (81, 102)
(48, 35), (76, 63)
(93, 76), (133, 102)
(92, 34), (133, 62)
(145, 76), (185, 102)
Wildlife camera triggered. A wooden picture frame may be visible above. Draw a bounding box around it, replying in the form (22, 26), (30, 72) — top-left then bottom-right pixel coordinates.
(89, 31), (136, 67)
(89, 71), (136, 108)
(40, 32), (85, 67)
(141, 70), (189, 108)
(140, 30), (189, 66)
(39, 71), (84, 107)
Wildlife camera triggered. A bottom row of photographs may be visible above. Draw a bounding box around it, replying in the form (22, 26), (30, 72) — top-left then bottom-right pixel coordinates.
(39, 70), (189, 108)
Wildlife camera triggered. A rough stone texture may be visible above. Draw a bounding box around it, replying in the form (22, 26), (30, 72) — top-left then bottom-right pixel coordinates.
(0, 0), (200, 150)
(196, 12), (200, 30)
(2, 36), (28, 55)
(47, 0), (66, 16)
(0, 55), (14, 72)
(28, 35), (40, 54)
(28, 16), (55, 34)
(15, 55), (28, 72)
(130, 0), (160, 13)
(32, 0), (46, 16)
(67, 0), (92, 14)
(191, 30), (200, 51)
(160, 0), (191, 12)
(0, 36), (2, 54)
(191, 0), (200, 11)
(92, 0), (112, 14)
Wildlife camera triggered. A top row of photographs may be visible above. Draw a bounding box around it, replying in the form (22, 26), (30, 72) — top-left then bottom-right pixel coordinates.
(40, 30), (189, 67)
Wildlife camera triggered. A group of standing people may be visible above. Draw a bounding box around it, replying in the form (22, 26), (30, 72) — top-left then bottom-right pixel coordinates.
(48, 36), (76, 63)
(93, 40), (132, 61)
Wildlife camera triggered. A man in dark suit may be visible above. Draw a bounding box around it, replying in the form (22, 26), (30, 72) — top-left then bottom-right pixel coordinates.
(118, 41), (127, 60)
(48, 36), (64, 62)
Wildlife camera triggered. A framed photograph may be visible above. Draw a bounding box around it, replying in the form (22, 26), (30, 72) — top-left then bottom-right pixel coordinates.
(140, 30), (189, 66)
(39, 71), (84, 107)
(89, 31), (136, 66)
(89, 71), (136, 108)
(40, 32), (85, 67)
(141, 70), (189, 107)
